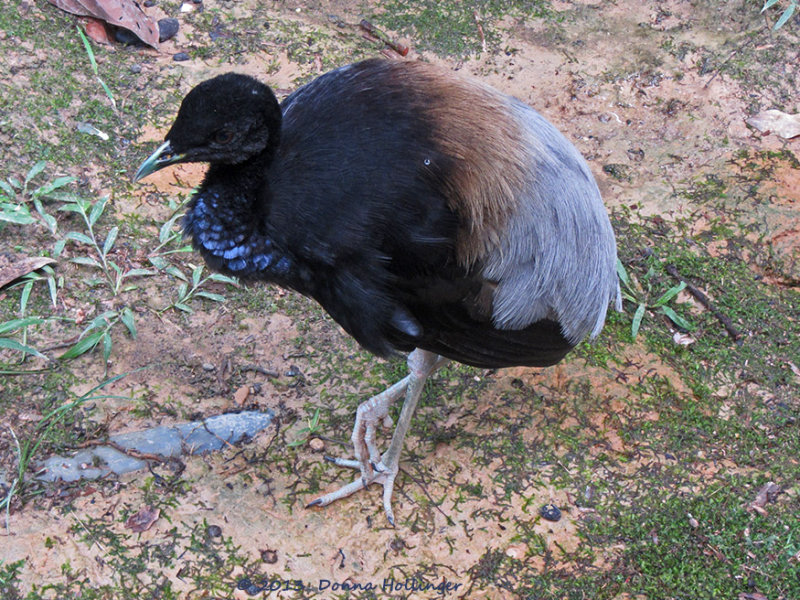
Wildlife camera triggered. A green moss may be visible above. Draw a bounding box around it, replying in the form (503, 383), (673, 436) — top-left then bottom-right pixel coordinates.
(375, 0), (554, 57)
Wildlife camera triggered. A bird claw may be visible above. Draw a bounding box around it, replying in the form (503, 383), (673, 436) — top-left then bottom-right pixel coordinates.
(306, 458), (399, 525)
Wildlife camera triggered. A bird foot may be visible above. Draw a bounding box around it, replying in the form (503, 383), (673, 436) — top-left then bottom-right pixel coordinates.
(306, 455), (400, 525)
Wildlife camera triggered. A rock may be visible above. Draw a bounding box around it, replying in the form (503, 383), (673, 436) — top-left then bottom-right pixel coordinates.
(173, 52), (190, 62)
(158, 18), (179, 42)
(539, 503), (562, 522)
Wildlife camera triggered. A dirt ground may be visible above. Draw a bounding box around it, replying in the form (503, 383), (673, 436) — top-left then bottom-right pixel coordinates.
(1, 0), (799, 599)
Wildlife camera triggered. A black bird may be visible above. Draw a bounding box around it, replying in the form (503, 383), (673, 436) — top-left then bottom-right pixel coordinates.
(134, 58), (620, 524)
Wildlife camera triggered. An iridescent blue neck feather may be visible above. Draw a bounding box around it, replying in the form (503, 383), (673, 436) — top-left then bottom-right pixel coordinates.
(183, 189), (291, 280)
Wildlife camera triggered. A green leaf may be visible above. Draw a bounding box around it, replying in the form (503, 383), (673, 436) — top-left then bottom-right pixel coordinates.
(57, 202), (86, 215)
(24, 161), (47, 186)
(33, 197), (57, 234)
(7, 177), (21, 190)
(124, 268), (156, 278)
(653, 281), (686, 307)
(761, 0), (780, 12)
(0, 337), (45, 358)
(65, 231), (94, 245)
(194, 291), (226, 302)
(53, 239), (67, 257)
(165, 266), (187, 281)
(102, 332), (112, 363)
(159, 213), (183, 243)
(102, 226), (118, 257)
(148, 256), (169, 270)
(631, 303), (646, 339)
(76, 25), (98, 73)
(89, 196), (109, 226)
(0, 179), (17, 199)
(208, 273), (239, 286)
(89, 311), (116, 328)
(774, 2), (796, 28)
(191, 265), (204, 287)
(660, 306), (694, 331)
(173, 303), (193, 313)
(70, 256), (101, 268)
(36, 176), (76, 198)
(176, 282), (188, 300)
(0, 317), (43, 336)
(20, 281), (34, 315)
(60, 330), (104, 359)
(0, 204), (35, 224)
(615, 259), (631, 287)
(120, 307), (137, 338)
(46, 273), (58, 308)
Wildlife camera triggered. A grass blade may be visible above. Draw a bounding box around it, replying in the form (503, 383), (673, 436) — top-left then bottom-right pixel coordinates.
(631, 303), (646, 339)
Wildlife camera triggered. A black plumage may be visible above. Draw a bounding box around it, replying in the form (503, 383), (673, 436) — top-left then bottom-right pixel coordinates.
(135, 59), (620, 523)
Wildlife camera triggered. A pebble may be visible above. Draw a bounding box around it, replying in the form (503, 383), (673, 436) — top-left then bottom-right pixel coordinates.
(539, 503), (562, 522)
(144, 0), (156, 6)
(261, 548), (278, 563)
(158, 18), (179, 42)
(114, 28), (141, 45)
(309, 438), (324, 453)
(130, 64), (142, 74)
(173, 52), (190, 62)
(202, 362), (215, 371)
(207, 524), (222, 538)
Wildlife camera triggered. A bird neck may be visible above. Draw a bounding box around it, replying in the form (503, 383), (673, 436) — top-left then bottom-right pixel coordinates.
(183, 154), (293, 281)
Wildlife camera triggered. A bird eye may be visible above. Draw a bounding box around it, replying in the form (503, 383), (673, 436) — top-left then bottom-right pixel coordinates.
(214, 129), (234, 144)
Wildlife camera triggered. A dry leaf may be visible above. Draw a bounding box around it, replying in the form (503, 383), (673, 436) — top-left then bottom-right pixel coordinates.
(0, 255), (56, 289)
(738, 593), (768, 600)
(233, 385), (250, 406)
(125, 505), (160, 532)
(82, 16), (112, 44)
(746, 109), (800, 139)
(751, 481), (781, 510)
(673, 331), (696, 346)
(47, 0), (159, 49)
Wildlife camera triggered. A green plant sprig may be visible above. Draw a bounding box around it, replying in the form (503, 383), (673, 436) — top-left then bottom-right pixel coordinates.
(616, 259), (694, 340)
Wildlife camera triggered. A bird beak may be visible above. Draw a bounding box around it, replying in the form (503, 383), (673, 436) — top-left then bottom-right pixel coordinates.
(133, 141), (185, 182)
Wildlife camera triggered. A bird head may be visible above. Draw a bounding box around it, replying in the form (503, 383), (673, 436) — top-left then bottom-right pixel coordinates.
(134, 73), (282, 181)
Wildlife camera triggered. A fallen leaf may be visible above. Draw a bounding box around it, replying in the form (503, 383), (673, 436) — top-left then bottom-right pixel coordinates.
(233, 385), (250, 406)
(125, 505), (160, 532)
(47, 0), (159, 49)
(751, 481), (781, 510)
(82, 16), (112, 44)
(738, 593), (768, 600)
(746, 109), (800, 139)
(0, 255), (56, 289)
(673, 331), (695, 346)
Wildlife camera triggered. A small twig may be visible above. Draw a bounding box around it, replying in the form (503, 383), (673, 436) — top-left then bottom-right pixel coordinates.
(665, 264), (742, 341)
(359, 19), (409, 57)
(473, 11), (487, 54)
(76, 438), (170, 463)
(241, 364), (280, 378)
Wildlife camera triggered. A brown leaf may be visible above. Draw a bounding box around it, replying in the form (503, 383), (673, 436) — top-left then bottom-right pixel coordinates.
(738, 593), (768, 600)
(47, 0), (159, 49)
(752, 481), (781, 508)
(746, 109), (800, 139)
(0, 255), (56, 289)
(125, 505), (160, 532)
(233, 385), (250, 406)
(82, 17), (113, 44)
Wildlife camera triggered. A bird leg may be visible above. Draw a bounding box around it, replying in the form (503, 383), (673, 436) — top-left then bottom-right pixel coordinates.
(307, 349), (448, 524)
